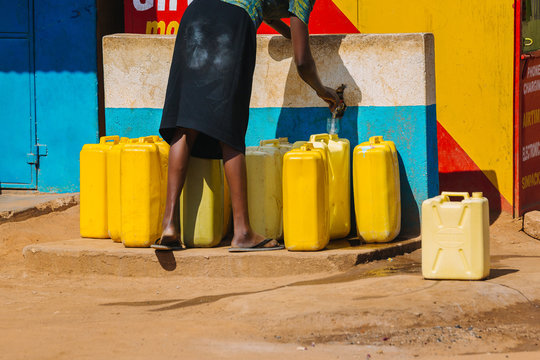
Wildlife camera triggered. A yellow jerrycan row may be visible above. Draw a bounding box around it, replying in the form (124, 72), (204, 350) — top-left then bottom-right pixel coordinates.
(80, 135), (120, 238)
(283, 143), (329, 251)
(106, 137), (130, 242)
(421, 192), (490, 280)
(353, 136), (401, 243)
(309, 133), (351, 239)
(246, 138), (292, 239)
(121, 137), (163, 247)
(180, 157), (229, 247)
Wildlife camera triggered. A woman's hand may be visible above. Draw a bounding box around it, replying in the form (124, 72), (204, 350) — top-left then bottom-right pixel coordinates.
(317, 86), (340, 112)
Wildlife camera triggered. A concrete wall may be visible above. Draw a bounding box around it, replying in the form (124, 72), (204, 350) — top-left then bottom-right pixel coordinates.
(103, 33), (438, 236)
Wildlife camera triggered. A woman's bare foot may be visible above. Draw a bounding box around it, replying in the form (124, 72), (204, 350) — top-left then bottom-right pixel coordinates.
(158, 222), (180, 246)
(231, 230), (279, 249)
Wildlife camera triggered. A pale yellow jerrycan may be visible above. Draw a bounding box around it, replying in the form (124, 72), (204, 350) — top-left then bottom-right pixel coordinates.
(120, 137), (163, 247)
(106, 137), (130, 242)
(292, 140), (307, 149)
(283, 143), (329, 251)
(353, 136), (401, 243)
(277, 137), (293, 155)
(80, 135), (120, 238)
(223, 175), (232, 238)
(153, 137), (170, 230)
(246, 138), (291, 239)
(422, 192), (490, 280)
(309, 133), (351, 239)
(180, 157), (228, 247)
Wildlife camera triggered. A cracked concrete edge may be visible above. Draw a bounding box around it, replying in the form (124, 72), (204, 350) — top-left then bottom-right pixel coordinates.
(523, 210), (540, 240)
(0, 194), (80, 225)
(22, 237), (421, 278)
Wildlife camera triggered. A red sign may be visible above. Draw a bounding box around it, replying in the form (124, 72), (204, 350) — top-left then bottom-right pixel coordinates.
(123, 0), (359, 34)
(519, 55), (540, 215)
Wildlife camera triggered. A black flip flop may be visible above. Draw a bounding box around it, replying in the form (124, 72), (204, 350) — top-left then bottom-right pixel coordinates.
(151, 238), (183, 251)
(228, 238), (285, 252)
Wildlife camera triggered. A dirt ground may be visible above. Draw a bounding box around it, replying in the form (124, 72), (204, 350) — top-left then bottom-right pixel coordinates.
(1, 206), (540, 359)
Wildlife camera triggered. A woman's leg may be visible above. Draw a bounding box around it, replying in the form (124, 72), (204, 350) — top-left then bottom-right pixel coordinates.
(221, 142), (279, 248)
(160, 127), (198, 244)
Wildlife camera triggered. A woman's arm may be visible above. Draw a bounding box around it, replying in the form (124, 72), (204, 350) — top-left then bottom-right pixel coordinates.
(289, 16), (339, 110)
(263, 19), (291, 39)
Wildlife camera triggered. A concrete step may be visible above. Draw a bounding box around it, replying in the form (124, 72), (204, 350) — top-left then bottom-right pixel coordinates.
(23, 237), (420, 278)
(0, 192), (79, 224)
(524, 210), (540, 240)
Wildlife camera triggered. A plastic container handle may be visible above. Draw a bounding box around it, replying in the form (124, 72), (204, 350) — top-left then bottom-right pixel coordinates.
(309, 133), (330, 143)
(441, 192), (470, 201)
(99, 135), (120, 145)
(278, 137), (289, 143)
(140, 136), (156, 143)
(259, 139), (280, 147)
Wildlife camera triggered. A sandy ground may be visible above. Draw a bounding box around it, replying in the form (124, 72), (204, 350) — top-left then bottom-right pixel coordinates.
(1, 206), (540, 359)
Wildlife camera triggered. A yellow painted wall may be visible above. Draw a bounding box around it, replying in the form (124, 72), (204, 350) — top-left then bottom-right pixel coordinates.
(354, 0), (515, 205)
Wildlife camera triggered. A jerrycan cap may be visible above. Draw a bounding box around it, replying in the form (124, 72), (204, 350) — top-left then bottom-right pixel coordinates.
(300, 143), (315, 151)
(472, 192), (484, 199)
(369, 136), (384, 145)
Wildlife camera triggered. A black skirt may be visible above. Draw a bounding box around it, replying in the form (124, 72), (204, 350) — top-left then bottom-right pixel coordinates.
(159, 0), (257, 159)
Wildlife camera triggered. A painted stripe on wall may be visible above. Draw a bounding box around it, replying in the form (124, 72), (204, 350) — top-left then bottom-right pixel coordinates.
(106, 104), (438, 236)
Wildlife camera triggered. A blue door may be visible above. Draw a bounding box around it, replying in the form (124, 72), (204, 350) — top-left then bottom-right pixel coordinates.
(0, 0), (37, 189)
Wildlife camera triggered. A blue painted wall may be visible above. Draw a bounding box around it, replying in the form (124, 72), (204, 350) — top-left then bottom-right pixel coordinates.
(34, 0), (99, 192)
(106, 104), (439, 236)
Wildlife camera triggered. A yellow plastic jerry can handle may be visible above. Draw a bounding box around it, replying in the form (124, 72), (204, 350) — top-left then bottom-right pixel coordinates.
(139, 136), (156, 143)
(119, 137), (130, 143)
(99, 135), (120, 145)
(441, 192), (470, 201)
(259, 139), (280, 147)
(309, 133), (331, 143)
(278, 137), (289, 143)
(146, 135), (160, 142)
(369, 136), (384, 145)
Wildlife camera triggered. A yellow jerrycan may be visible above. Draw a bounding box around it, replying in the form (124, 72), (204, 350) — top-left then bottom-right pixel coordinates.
(180, 157), (227, 247)
(309, 133), (351, 239)
(353, 136), (401, 243)
(106, 137), (129, 242)
(120, 137), (163, 247)
(80, 135), (120, 238)
(283, 143), (329, 251)
(421, 192), (490, 280)
(245, 139), (290, 239)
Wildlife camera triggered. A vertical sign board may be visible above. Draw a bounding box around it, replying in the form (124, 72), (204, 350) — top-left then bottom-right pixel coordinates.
(519, 55), (540, 215)
(125, 0), (189, 34)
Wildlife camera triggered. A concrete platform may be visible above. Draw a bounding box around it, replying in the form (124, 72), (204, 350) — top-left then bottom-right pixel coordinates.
(0, 192), (79, 224)
(23, 237), (420, 278)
